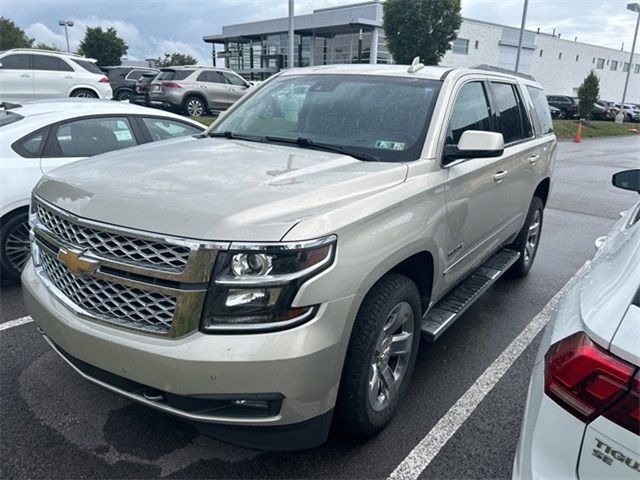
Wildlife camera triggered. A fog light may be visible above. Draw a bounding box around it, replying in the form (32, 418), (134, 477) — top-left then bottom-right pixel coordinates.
(232, 399), (269, 410)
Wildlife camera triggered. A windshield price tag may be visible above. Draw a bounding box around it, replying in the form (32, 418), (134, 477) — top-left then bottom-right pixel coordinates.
(375, 140), (405, 151)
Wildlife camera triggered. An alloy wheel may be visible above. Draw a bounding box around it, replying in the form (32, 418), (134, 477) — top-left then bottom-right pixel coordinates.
(368, 301), (414, 412)
(4, 220), (30, 273)
(187, 99), (204, 117)
(524, 209), (541, 265)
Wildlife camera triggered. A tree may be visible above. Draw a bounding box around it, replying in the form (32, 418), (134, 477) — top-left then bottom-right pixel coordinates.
(577, 70), (600, 120)
(383, 0), (461, 65)
(155, 52), (198, 67)
(33, 42), (60, 51)
(78, 26), (128, 66)
(0, 17), (34, 50)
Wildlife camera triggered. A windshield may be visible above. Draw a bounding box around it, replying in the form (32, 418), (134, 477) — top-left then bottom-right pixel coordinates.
(0, 110), (24, 127)
(211, 74), (441, 162)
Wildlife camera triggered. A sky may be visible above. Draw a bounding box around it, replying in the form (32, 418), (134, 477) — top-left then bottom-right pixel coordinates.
(2, 0), (639, 63)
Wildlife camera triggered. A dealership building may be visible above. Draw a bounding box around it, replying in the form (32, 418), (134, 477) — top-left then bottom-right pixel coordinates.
(204, 0), (640, 103)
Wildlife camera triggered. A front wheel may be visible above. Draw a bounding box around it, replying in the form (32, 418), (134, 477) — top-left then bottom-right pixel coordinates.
(0, 211), (31, 284)
(507, 196), (544, 278)
(335, 273), (421, 437)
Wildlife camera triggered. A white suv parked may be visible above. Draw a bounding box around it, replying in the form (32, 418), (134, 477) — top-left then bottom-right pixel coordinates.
(0, 49), (112, 102)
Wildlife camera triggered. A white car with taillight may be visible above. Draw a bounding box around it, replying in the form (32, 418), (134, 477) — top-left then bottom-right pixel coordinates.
(0, 49), (112, 102)
(513, 168), (640, 479)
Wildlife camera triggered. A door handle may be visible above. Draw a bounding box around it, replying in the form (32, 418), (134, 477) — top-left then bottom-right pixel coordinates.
(64, 75), (74, 79)
(20, 73), (31, 78)
(493, 170), (508, 183)
(528, 154), (540, 165)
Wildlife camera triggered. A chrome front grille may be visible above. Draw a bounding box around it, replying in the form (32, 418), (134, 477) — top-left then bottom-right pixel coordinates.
(34, 201), (191, 273)
(40, 249), (176, 333)
(31, 196), (225, 337)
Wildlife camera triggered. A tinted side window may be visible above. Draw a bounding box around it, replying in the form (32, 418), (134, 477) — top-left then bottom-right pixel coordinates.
(491, 82), (526, 144)
(50, 117), (137, 158)
(1, 54), (32, 70)
(126, 69), (148, 80)
(197, 71), (225, 83)
(172, 70), (194, 81)
(13, 128), (49, 158)
(446, 81), (492, 145)
(71, 59), (103, 74)
(33, 55), (74, 72)
(141, 117), (202, 141)
(527, 86), (553, 135)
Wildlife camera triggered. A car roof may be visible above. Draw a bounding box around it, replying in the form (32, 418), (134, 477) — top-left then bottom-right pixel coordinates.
(277, 63), (544, 88)
(0, 48), (98, 63)
(1, 99), (204, 131)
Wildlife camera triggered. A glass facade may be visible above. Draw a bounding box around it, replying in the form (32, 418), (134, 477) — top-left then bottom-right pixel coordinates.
(220, 28), (392, 80)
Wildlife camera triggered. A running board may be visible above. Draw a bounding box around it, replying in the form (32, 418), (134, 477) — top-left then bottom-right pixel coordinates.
(421, 248), (520, 341)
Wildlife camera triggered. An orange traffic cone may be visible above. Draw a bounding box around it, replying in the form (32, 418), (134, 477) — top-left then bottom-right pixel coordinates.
(573, 122), (583, 143)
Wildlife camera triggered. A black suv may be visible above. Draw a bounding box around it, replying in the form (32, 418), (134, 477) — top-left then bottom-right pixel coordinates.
(130, 72), (159, 107)
(546, 95), (579, 119)
(103, 66), (159, 101)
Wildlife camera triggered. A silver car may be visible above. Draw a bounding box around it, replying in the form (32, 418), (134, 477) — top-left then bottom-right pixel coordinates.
(148, 66), (251, 116)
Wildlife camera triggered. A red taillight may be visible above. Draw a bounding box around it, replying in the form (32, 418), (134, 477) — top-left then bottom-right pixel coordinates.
(544, 332), (635, 422)
(603, 372), (640, 435)
(98, 76), (110, 83)
(162, 81), (182, 89)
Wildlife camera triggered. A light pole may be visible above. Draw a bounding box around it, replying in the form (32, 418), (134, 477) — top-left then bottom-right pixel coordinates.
(288, 0), (295, 68)
(616, 2), (640, 123)
(514, 0), (529, 72)
(58, 20), (74, 53)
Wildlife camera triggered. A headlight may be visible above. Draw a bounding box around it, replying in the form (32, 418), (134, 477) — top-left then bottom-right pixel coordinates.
(200, 235), (337, 332)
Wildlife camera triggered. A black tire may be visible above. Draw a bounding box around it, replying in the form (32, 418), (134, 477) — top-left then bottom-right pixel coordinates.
(183, 96), (207, 117)
(507, 196), (544, 278)
(115, 89), (133, 101)
(70, 89), (98, 99)
(0, 210), (30, 284)
(335, 273), (421, 437)
(556, 109), (565, 119)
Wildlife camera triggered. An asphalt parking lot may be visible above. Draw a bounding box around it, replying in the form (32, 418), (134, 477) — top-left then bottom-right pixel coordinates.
(1, 135), (639, 479)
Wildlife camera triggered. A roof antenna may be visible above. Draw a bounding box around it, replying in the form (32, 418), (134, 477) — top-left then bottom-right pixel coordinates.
(407, 56), (425, 73)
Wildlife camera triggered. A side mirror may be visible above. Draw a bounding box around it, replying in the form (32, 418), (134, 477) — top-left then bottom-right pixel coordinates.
(612, 169), (640, 194)
(443, 130), (504, 163)
(0, 62), (3, 68)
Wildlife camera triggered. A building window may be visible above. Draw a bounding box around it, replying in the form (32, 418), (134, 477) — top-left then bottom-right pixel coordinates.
(452, 38), (469, 54)
(596, 58), (605, 69)
(592, 57), (595, 63)
(611, 60), (618, 71)
(635, 64), (640, 74)
(558, 52), (562, 60)
(576, 54), (579, 62)
(539, 49), (543, 57)
(474, 40), (479, 49)
(623, 62), (630, 72)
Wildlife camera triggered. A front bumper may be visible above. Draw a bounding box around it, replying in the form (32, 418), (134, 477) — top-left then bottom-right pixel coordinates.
(22, 261), (360, 449)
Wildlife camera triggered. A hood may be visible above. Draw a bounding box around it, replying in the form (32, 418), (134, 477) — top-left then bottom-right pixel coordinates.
(35, 136), (408, 241)
(579, 203), (640, 358)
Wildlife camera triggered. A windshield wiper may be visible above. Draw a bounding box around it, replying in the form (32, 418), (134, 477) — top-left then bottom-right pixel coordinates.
(264, 136), (378, 162)
(206, 130), (264, 142)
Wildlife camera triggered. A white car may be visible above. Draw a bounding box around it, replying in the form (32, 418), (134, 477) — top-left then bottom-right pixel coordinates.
(0, 49), (112, 102)
(0, 99), (205, 282)
(514, 169), (640, 479)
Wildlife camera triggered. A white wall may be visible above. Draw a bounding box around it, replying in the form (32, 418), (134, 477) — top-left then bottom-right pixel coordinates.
(440, 19), (640, 103)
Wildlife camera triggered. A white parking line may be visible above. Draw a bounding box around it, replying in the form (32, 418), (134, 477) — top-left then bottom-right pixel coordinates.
(388, 262), (589, 480)
(0, 315), (33, 332)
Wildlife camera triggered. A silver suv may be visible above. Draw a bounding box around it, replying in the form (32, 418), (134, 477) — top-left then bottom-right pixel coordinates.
(24, 63), (556, 450)
(148, 65), (251, 116)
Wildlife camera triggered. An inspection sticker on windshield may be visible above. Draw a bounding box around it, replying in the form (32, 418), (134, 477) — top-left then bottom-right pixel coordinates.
(375, 140), (405, 151)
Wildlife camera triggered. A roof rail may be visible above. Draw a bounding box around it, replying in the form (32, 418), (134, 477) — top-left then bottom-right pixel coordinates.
(472, 64), (536, 81)
(5, 48), (90, 59)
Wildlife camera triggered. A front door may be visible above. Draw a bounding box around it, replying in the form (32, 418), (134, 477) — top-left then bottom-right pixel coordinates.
(441, 80), (509, 289)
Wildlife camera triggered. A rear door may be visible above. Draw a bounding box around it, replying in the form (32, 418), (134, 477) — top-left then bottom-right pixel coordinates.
(0, 54), (35, 102)
(441, 80), (509, 287)
(487, 81), (539, 232)
(32, 54), (77, 99)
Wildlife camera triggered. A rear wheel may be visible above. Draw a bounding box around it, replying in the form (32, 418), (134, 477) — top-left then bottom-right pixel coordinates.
(507, 196), (544, 278)
(0, 210), (30, 284)
(184, 96), (206, 117)
(70, 89), (98, 98)
(115, 89), (133, 101)
(335, 273), (421, 436)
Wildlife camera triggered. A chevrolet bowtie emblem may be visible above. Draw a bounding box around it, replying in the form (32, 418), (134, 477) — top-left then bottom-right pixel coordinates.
(57, 248), (99, 276)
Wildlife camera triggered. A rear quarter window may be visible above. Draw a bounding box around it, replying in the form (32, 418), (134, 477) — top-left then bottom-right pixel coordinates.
(527, 86), (554, 135)
(158, 70), (194, 81)
(71, 59), (103, 74)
